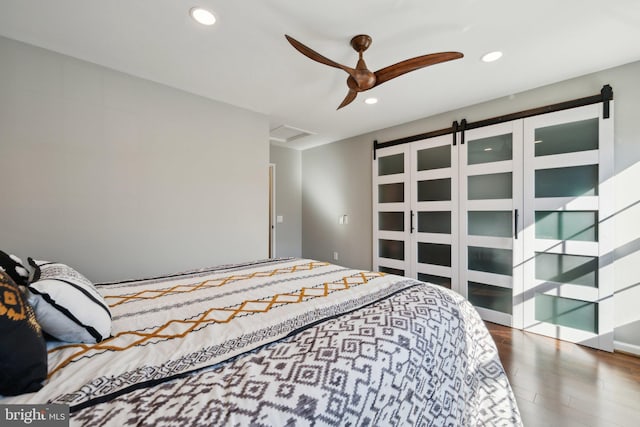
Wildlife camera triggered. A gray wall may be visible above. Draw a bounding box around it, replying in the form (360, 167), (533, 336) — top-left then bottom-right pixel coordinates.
(301, 60), (640, 352)
(0, 36), (270, 282)
(301, 137), (372, 270)
(270, 145), (302, 257)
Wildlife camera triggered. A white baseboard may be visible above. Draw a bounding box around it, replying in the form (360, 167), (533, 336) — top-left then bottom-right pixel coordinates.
(614, 340), (640, 357)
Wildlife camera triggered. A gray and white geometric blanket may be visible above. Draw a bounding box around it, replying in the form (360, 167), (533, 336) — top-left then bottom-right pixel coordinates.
(3, 258), (522, 426)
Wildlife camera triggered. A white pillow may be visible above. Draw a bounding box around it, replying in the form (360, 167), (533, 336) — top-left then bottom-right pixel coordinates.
(27, 258), (112, 343)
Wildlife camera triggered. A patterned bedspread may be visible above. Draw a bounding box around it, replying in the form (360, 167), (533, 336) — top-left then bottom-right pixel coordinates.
(4, 258), (522, 426)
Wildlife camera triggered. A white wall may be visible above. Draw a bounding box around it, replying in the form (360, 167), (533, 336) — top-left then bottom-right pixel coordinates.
(269, 145), (302, 257)
(302, 60), (640, 352)
(0, 36), (270, 282)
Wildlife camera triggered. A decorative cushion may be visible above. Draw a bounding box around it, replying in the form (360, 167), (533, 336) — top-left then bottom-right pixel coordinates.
(0, 250), (29, 287)
(0, 270), (48, 396)
(27, 258), (112, 344)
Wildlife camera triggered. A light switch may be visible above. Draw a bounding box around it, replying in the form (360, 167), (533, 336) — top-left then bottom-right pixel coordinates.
(276, 215), (284, 223)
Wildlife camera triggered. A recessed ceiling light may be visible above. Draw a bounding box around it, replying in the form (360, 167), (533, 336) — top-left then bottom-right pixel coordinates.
(364, 97), (378, 105)
(481, 51), (503, 63)
(190, 7), (216, 26)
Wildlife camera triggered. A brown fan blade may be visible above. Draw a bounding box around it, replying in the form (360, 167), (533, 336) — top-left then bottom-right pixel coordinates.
(373, 52), (463, 87)
(285, 35), (357, 78)
(337, 89), (357, 110)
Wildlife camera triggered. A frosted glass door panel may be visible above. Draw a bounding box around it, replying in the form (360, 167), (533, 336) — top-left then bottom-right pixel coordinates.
(535, 165), (598, 198)
(535, 211), (598, 241)
(378, 183), (404, 203)
(378, 153), (404, 176)
(468, 173), (512, 200)
(534, 118), (598, 157)
(379, 239), (404, 260)
(418, 273), (451, 289)
(468, 282), (513, 314)
(378, 212), (404, 232)
(468, 246), (513, 276)
(418, 211), (451, 234)
(468, 211), (512, 237)
(535, 253), (598, 287)
(418, 243), (451, 267)
(417, 145), (451, 171)
(417, 178), (451, 201)
(535, 294), (598, 333)
(379, 266), (404, 276)
(468, 133), (512, 165)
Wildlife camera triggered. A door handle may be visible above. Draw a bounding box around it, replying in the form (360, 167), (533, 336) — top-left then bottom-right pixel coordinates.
(514, 209), (519, 239)
(410, 210), (415, 233)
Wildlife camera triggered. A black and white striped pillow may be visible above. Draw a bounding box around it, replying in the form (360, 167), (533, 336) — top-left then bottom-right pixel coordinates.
(26, 258), (112, 343)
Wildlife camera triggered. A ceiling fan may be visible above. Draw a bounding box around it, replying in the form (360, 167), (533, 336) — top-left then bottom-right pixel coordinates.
(285, 34), (463, 109)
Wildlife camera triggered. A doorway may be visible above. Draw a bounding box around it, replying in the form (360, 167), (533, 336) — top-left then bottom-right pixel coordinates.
(269, 164), (276, 258)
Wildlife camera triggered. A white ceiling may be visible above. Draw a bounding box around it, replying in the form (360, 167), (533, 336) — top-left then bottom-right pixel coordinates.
(1, 0), (639, 150)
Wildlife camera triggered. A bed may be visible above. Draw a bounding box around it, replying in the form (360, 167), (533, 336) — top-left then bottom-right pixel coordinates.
(2, 257), (522, 426)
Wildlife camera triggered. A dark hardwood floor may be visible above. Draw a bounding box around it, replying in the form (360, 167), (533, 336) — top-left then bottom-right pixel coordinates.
(486, 322), (640, 427)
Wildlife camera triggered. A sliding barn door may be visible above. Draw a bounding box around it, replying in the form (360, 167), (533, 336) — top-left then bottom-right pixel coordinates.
(410, 135), (458, 288)
(373, 145), (412, 276)
(372, 97), (614, 351)
(459, 121), (524, 328)
(522, 103), (614, 351)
